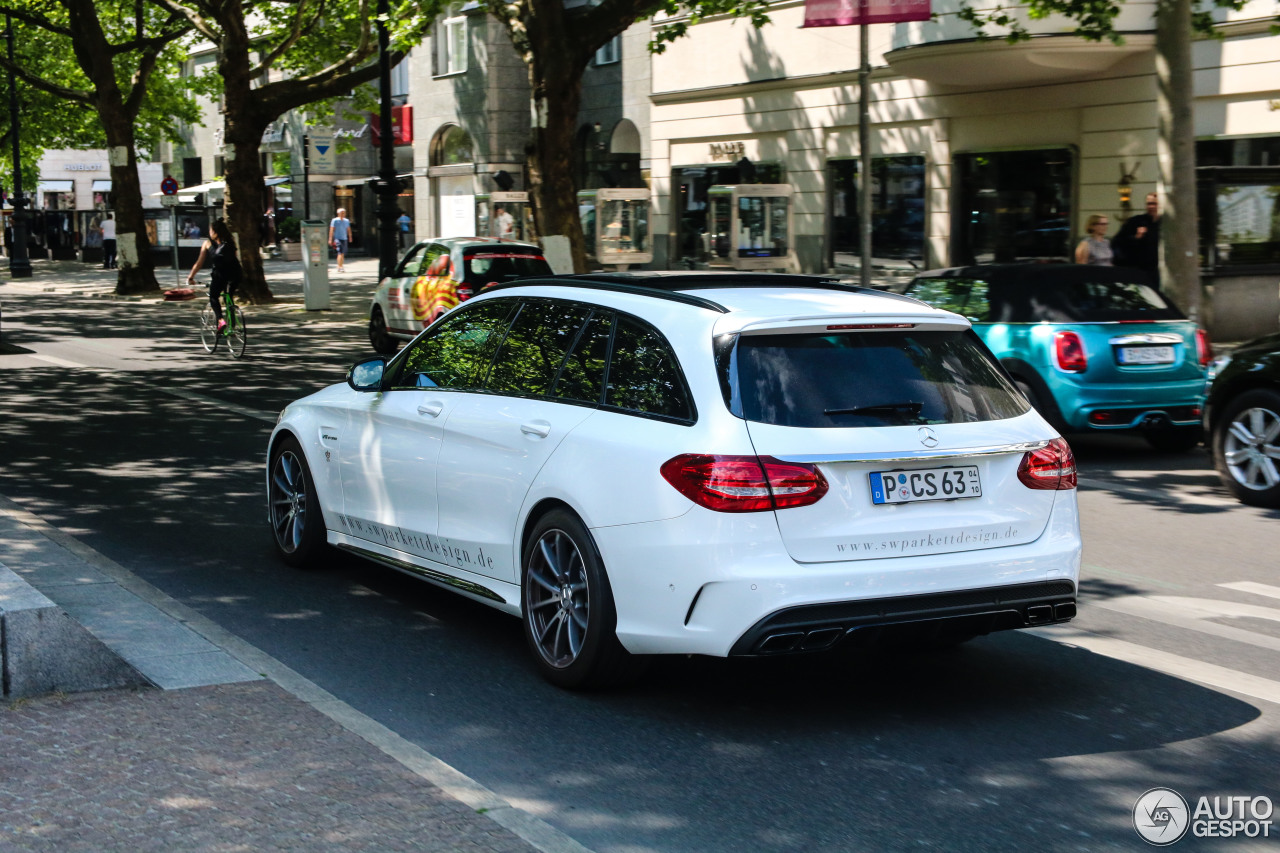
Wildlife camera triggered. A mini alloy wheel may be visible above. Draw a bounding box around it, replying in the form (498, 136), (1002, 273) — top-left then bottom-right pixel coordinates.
(1215, 389), (1280, 507)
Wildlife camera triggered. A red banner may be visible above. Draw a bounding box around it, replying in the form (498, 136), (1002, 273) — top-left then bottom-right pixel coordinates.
(802, 0), (930, 26)
(370, 105), (413, 146)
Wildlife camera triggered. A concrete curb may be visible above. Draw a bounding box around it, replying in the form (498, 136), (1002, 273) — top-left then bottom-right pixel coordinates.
(0, 561), (147, 698)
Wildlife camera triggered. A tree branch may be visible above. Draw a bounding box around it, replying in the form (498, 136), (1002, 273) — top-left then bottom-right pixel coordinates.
(0, 54), (92, 103)
(249, 0), (331, 77)
(147, 0), (220, 41)
(0, 4), (74, 37)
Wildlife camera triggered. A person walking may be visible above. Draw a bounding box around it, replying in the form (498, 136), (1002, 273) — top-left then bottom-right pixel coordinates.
(1074, 214), (1113, 266)
(100, 214), (117, 269)
(328, 208), (352, 273)
(397, 211), (411, 249)
(1113, 192), (1160, 281)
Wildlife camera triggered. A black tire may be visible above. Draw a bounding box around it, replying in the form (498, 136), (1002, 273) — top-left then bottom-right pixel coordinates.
(369, 306), (398, 354)
(521, 510), (643, 689)
(268, 436), (328, 567)
(1213, 388), (1280, 508)
(1144, 427), (1203, 453)
(1014, 378), (1066, 434)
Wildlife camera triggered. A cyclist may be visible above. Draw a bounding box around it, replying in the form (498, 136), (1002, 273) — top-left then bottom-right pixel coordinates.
(188, 220), (242, 332)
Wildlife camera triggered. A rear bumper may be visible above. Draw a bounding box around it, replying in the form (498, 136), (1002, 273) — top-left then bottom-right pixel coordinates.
(593, 491), (1081, 657)
(1051, 379), (1205, 431)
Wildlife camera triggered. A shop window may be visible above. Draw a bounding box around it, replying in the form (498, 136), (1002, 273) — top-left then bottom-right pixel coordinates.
(953, 149), (1074, 265)
(829, 156), (925, 269)
(1197, 167), (1280, 271)
(673, 162), (784, 266)
(434, 16), (467, 76)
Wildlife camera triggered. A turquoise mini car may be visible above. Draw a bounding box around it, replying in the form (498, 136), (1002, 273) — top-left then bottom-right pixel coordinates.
(903, 264), (1212, 451)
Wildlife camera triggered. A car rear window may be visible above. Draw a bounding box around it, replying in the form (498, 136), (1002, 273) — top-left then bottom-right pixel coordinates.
(463, 250), (552, 285)
(717, 329), (1028, 428)
(1029, 279), (1182, 322)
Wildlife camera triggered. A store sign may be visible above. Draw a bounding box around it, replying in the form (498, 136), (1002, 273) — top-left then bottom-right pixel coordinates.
(709, 142), (746, 161)
(65, 164), (103, 171)
(802, 0), (931, 26)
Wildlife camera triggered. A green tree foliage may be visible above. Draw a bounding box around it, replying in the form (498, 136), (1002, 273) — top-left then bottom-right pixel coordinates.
(152, 0), (433, 302)
(0, 0), (197, 294)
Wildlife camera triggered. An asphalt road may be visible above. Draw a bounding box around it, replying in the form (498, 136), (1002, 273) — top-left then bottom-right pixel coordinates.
(2, 284), (1279, 852)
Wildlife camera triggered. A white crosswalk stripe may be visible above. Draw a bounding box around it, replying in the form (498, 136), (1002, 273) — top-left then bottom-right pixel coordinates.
(1035, 580), (1280, 706)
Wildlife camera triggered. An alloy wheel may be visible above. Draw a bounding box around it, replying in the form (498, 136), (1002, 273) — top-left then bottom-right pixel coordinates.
(270, 450), (309, 553)
(1223, 405), (1280, 491)
(525, 529), (591, 669)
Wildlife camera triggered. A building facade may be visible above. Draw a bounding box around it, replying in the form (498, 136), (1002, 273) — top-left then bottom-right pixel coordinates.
(647, 0), (1280, 339)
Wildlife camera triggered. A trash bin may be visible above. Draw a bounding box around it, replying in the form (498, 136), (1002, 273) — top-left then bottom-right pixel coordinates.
(301, 220), (330, 310)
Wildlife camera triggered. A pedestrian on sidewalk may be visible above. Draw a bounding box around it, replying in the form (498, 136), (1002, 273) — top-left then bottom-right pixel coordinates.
(1113, 192), (1160, 284)
(1075, 214), (1113, 266)
(100, 214), (117, 269)
(329, 208), (352, 273)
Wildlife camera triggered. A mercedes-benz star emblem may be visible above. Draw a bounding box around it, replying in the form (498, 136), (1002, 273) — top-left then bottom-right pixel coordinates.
(918, 427), (939, 448)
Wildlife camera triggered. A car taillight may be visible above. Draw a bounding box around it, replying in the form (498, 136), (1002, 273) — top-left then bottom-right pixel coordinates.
(660, 454), (829, 512)
(1017, 437), (1077, 490)
(1195, 328), (1213, 367)
(1054, 331), (1087, 373)
(457, 286), (474, 301)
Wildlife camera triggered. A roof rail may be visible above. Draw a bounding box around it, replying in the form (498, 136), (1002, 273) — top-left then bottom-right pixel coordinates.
(482, 272), (922, 311)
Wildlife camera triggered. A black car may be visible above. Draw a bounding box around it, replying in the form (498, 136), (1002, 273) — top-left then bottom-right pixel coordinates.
(1205, 332), (1280, 507)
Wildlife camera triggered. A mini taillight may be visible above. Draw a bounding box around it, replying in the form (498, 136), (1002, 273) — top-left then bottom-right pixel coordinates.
(660, 454), (829, 513)
(1054, 331), (1087, 373)
(1195, 328), (1213, 367)
(457, 286), (474, 300)
(1017, 438), (1077, 490)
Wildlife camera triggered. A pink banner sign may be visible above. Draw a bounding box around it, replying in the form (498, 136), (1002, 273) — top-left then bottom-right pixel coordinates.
(802, 0), (931, 27)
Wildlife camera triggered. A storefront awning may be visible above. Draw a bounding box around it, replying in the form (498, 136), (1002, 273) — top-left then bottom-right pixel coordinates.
(264, 176), (290, 187)
(92, 180), (112, 191)
(181, 180), (226, 193)
(333, 177), (373, 187)
(37, 180), (74, 193)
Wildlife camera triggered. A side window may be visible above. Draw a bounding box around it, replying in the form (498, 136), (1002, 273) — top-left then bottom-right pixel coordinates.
(392, 300), (516, 389)
(552, 311), (614, 404)
(396, 244), (425, 277)
(604, 316), (694, 421)
(486, 300), (593, 397)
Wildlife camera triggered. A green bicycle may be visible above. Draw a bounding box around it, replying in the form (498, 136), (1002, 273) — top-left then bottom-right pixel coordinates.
(199, 289), (247, 358)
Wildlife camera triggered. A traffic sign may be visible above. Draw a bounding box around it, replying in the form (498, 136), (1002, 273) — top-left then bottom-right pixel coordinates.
(161, 195), (182, 207)
(161, 175), (179, 196)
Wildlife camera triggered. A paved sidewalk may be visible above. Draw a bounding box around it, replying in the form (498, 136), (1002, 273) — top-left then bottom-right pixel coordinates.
(0, 258), (589, 853)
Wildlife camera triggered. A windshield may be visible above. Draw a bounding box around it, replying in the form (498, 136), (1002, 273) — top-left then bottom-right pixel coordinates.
(717, 329), (1028, 428)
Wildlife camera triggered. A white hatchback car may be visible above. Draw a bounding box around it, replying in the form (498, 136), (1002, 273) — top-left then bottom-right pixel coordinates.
(269, 274), (1082, 688)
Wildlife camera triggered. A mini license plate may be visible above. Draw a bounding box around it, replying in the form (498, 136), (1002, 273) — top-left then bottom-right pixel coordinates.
(1118, 345), (1175, 365)
(870, 466), (982, 505)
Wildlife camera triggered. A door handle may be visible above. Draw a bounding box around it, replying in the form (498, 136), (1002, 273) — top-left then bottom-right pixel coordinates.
(521, 421), (551, 438)
(417, 401), (444, 417)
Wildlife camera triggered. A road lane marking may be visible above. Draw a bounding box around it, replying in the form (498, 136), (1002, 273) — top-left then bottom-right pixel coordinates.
(1220, 581), (1280, 602)
(1089, 595), (1280, 654)
(28, 353), (87, 368)
(157, 387), (277, 423)
(1029, 626), (1280, 707)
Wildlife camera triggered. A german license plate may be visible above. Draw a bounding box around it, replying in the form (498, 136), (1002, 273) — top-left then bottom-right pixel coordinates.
(1118, 345), (1175, 365)
(870, 466), (982, 505)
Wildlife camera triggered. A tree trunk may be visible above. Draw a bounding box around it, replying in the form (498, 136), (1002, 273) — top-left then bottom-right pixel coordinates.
(101, 113), (159, 295)
(525, 38), (589, 272)
(1155, 0), (1200, 323)
(224, 117), (272, 304)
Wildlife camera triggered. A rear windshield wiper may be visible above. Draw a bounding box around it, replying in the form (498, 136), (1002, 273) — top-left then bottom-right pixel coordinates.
(823, 402), (924, 420)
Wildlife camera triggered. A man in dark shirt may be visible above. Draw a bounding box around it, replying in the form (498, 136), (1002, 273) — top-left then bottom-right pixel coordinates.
(1113, 192), (1160, 281)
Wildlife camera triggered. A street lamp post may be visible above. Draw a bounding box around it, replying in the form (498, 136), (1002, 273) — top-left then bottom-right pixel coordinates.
(5, 14), (31, 278)
(374, 0), (400, 281)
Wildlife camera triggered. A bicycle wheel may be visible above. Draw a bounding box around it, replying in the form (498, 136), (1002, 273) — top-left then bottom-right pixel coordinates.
(199, 304), (220, 353)
(226, 306), (247, 358)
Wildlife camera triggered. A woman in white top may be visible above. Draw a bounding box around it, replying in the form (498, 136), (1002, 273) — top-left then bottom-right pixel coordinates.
(1075, 214), (1113, 266)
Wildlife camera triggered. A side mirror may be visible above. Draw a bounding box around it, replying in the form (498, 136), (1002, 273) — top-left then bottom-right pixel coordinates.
(347, 357), (387, 391)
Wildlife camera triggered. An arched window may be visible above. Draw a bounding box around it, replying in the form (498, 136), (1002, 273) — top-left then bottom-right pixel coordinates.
(432, 124), (475, 166)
